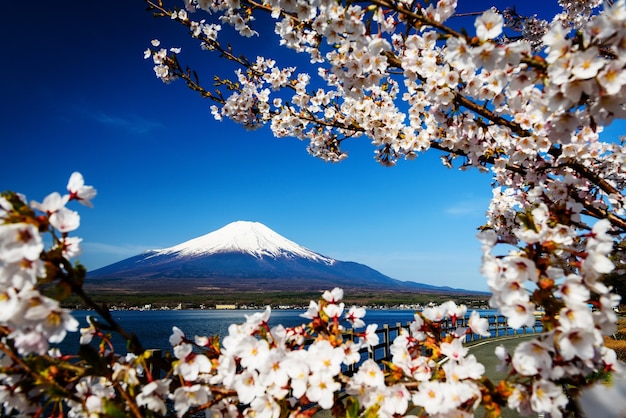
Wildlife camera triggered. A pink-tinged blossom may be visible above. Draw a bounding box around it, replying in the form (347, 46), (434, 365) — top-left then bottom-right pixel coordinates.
(173, 343), (212, 381)
(412, 380), (453, 414)
(443, 300), (467, 324)
(380, 384), (410, 416)
(588, 219), (614, 253)
(579, 369), (626, 418)
(59, 236), (82, 259)
(440, 337), (468, 361)
(49, 207), (80, 233)
(451, 354), (485, 380)
(233, 369), (264, 405)
(243, 306), (271, 333)
(0, 223), (43, 264)
(512, 339), (553, 376)
(300, 300), (320, 319)
(307, 340), (344, 376)
(136, 379), (171, 415)
(342, 339), (362, 365)
(362, 323), (379, 349)
(468, 310), (490, 336)
(169, 326), (185, 346)
(10, 329), (49, 356)
(558, 275), (590, 307)
(345, 305), (366, 328)
(557, 328), (597, 361)
(323, 301), (345, 320)
(282, 351), (309, 398)
(351, 359), (385, 388)
(475, 9), (504, 41)
(530, 380), (568, 416)
(171, 384), (210, 418)
(495, 344), (511, 372)
(500, 299), (537, 329)
(67, 172), (96, 207)
(30, 192), (69, 214)
(410, 314), (428, 341)
(306, 371), (340, 410)
(322, 287), (343, 303)
(508, 384), (533, 416)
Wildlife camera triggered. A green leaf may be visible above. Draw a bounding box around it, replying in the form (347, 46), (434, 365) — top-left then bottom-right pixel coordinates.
(345, 397), (360, 418)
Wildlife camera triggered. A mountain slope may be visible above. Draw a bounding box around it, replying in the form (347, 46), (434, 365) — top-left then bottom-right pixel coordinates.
(87, 221), (469, 294)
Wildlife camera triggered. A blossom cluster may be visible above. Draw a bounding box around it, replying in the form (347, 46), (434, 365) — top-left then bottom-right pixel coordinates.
(141, 0), (626, 415)
(480, 206), (622, 416)
(0, 173), (95, 355)
(126, 287), (496, 417)
(2, 0), (626, 415)
(0, 174), (623, 416)
(0, 178), (501, 417)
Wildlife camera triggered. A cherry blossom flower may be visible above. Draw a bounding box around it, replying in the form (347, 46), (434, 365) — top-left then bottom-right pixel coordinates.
(0, 223), (43, 264)
(173, 343), (212, 381)
(322, 287), (343, 303)
(345, 305), (366, 328)
(530, 379), (568, 416)
(30, 192), (69, 214)
(323, 301), (345, 321)
(300, 299), (320, 320)
(362, 323), (379, 349)
(440, 337), (468, 361)
(468, 310), (490, 337)
(412, 380), (453, 414)
(475, 9), (504, 41)
(136, 379), (171, 415)
(557, 328), (598, 361)
(67, 172), (97, 207)
(307, 371), (341, 410)
(171, 384), (211, 417)
(169, 326), (186, 346)
(512, 339), (553, 376)
(49, 207), (80, 233)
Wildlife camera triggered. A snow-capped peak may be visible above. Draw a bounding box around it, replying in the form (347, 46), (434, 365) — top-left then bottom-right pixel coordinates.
(151, 221), (335, 263)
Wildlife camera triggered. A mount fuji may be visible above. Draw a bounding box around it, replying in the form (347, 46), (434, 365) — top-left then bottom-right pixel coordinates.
(87, 221), (460, 294)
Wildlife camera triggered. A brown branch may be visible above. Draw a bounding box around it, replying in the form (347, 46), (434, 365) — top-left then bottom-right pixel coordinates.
(0, 340), (81, 403)
(367, 0), (467, 40)
(70, 283), (145, 354)
(114, 381), (144, 418)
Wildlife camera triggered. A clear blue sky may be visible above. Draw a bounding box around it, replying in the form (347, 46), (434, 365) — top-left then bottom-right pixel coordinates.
(1, 1), (568, 292)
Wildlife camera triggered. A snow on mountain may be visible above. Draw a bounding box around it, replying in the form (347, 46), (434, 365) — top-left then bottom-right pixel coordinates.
(87, 220), (478, 294)
(148, 221), (334, 264)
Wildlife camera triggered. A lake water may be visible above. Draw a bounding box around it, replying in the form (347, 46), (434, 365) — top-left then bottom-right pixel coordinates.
(56, 308), (514, 354)
(59, 309), (419, 352)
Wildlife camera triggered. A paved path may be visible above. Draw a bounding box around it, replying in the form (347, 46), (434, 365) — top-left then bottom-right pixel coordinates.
(469, 334), (538, 417)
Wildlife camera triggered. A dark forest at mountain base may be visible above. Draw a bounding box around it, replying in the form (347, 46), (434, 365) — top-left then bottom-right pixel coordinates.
(62, 289), (490, 310)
